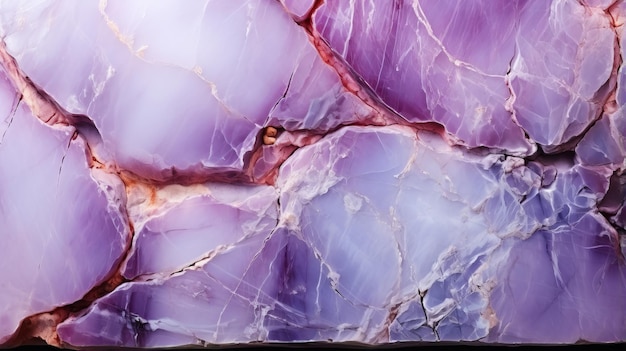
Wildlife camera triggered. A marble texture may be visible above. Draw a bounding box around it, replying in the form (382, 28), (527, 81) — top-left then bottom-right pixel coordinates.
(0, 0), (624, 348)
(0, 68), (129, 345)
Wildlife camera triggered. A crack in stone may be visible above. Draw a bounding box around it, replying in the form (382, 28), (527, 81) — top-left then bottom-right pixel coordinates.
(0, 91), (19, 143)
(418, 289), (439, 341)
(0, 38), (137, 347)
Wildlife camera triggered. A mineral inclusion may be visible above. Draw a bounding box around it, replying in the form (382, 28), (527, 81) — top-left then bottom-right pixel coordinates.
(0, 0), (625, 348)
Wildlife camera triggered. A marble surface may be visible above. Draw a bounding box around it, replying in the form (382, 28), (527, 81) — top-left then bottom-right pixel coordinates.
(0, 0), (624, 348)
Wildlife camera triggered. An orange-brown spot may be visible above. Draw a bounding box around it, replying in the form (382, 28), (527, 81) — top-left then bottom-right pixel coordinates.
(263, 126), (279, 145)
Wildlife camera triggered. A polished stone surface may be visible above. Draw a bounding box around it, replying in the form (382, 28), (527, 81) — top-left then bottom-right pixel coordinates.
(0, 0), (624, 348)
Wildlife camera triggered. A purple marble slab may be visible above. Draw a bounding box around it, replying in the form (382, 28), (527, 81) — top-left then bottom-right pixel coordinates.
(0, 0), (624, 349)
